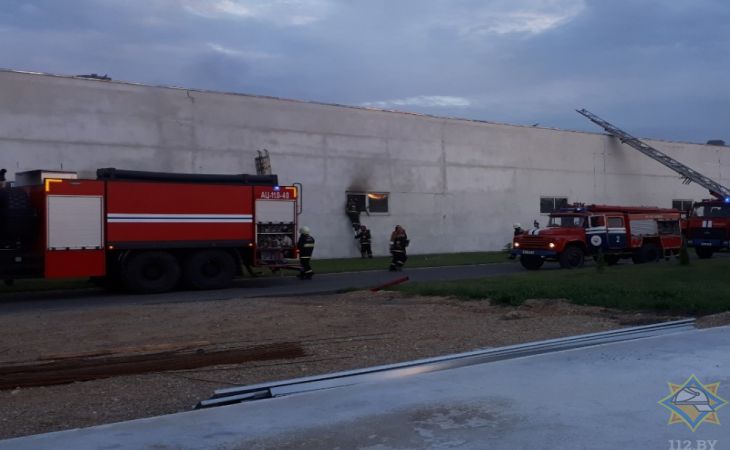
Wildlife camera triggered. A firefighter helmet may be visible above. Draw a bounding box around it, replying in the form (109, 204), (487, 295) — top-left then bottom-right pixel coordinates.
(299, 226), (310, 235)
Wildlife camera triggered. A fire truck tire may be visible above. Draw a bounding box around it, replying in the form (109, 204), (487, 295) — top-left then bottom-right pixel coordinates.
(122, 251), (181, 294)
(695, 247), (714, 259)
(520, 255), (544, 270)
(183, 250), (235, 290)
(559, 246), (585, 269)
(635, 243), (661, 264)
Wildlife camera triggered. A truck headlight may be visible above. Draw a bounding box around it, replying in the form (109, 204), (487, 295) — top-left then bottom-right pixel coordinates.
(514, 242), (520, 248)
(549, 242), (556, 248)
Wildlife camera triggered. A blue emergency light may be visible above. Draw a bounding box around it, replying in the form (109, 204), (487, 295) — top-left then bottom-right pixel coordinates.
(273, 186), (281, 192)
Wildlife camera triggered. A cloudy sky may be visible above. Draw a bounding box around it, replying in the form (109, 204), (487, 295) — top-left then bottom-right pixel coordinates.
(1, 0), (728, 143)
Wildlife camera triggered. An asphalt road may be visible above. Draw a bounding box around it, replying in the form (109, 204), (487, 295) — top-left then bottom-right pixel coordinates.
(0, 261), (545, 313)
(2, 250), (724, 313)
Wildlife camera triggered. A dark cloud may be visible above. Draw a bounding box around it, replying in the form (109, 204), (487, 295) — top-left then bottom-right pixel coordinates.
(0, 0), (728, 142)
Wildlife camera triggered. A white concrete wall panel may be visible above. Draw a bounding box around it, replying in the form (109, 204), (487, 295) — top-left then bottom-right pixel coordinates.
(1, 70), (728, 258)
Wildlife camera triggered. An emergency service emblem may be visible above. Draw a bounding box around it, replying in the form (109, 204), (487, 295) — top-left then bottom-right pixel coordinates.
(658, 375), (728, 431)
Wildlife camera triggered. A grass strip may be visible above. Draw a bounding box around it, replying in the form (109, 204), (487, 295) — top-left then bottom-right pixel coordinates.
(0, 251), (510, 294)
(394, 259), (730, 315)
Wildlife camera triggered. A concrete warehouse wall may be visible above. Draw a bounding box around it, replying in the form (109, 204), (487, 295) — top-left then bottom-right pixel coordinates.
(1, 69), (728, 258)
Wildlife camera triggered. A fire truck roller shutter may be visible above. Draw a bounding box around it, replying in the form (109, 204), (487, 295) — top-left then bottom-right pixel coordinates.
(47, 196), (104, 250)
(256, 200), (296, 223)
(629, 220), (658, 236)
(629, 219), (662, 264)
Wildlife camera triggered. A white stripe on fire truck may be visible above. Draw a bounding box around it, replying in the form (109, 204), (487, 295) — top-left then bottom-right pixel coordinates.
(107, 213), (253, 223)
(586, 227), (626, 234)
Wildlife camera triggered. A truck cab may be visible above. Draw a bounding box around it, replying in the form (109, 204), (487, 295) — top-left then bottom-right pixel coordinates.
(512, 210), (591, 270)
(686, 199), (730, 258)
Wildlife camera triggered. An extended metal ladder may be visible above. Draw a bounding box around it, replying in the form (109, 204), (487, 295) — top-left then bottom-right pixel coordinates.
(577, 109), (730, 199)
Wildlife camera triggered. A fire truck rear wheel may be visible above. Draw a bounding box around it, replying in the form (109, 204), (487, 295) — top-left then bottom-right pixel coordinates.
(636, 243), (660, 264)
(520, 255), (544, 270)
(183, 250), (236, 290)
(695, 247), (714, 259)
(559, 246), (585, 269)
(122, 251), (181, 294)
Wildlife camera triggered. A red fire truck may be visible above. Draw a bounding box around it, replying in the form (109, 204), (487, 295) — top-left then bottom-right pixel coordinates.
(512, 204), (682, 270)
(0, 168), (301, 293)
(578, 109), (730, 260)
(685, 199), (730, 258)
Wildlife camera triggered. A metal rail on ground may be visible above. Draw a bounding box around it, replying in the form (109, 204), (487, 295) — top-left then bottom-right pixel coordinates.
(196, 318), (695, 409)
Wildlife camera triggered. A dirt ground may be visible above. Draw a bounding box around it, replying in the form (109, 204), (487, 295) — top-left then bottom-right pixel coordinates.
(0, 291), (689, 440)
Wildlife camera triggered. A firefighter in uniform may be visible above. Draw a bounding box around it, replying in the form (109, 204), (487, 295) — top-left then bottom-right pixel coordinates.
(355, 225), (373, 258)
(389, 225), (409, 271)
(346, 198), (361, 231)
(297, 226), (315, 279)
(513, 223), (523, 236)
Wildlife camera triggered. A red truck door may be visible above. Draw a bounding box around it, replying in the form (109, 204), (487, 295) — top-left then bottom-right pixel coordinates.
(606, 215), (627, 250)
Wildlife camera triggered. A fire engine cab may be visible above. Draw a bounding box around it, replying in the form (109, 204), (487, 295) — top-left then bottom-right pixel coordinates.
(686, 199), (730, 258)
(512, 204), (682, 270)
(0, 168), (301, 293)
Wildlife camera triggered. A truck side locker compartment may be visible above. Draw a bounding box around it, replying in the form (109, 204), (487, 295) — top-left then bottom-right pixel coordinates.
(44, 180), (106, 278)
(254, 186), (298, 266)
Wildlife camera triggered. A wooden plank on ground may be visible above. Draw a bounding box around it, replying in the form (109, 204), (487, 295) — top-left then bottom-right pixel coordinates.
(0, 342), (305, 390)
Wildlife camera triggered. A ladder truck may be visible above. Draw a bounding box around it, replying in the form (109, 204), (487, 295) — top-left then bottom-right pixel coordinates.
(578, 109), (730, 258)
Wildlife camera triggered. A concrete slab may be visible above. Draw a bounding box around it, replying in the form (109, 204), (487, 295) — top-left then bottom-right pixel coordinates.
(3, 327), (729, 450)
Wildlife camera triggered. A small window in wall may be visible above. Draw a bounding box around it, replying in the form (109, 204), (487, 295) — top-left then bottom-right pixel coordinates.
(367, 193), (389, 213)
(672, 199), (693, 212)
(347, 192), (390, 214)
(540, 196), (568, 214)
(346, 193), (367, 212)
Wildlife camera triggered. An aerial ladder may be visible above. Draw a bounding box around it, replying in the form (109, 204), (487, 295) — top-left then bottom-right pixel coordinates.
(577, 109), (730, 200)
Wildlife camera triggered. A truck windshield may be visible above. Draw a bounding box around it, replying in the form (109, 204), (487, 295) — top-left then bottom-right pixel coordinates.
(693, 204), (730, 218)
(548, 215), (585, 228)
